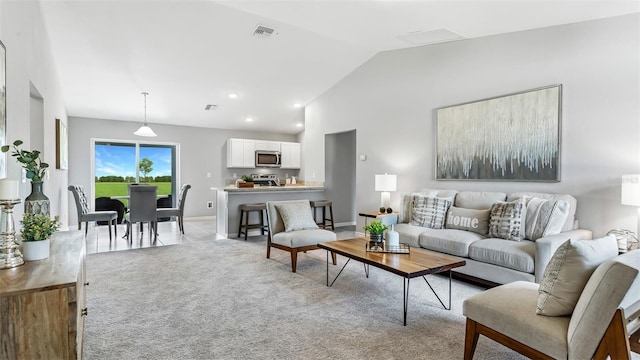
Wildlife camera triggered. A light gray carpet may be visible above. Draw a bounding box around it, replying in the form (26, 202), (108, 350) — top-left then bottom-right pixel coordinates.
(84, 239), (527, 360)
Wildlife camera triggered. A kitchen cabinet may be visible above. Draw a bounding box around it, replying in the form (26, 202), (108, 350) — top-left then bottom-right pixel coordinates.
(0, 231), (86, 359)
(254, 140), (280, 151)
(227, 138), (256, 168)
(280, 142), (301, 169)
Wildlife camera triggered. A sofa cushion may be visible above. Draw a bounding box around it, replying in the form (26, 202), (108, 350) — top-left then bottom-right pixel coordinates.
(393, 223), (427, 248)
(454, 191), (506, 210)
(463, 281), (569, 360)
(536, 236), (618, 316)
(488, 199), (526, 241)
(399, 190), (457, 223)
(275, 202), (319, 232)
(409, 195), (451, 229)
(525, 198), (570, 241)
(507, 192), (577, 232)
(445, 207), (490, 235)
(419, 229), (485, 257)
(468, 238), (535, 273)
(271, 229), (336, 248)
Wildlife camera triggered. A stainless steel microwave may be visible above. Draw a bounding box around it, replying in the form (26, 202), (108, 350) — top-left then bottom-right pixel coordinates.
(255, 150), (281, 168)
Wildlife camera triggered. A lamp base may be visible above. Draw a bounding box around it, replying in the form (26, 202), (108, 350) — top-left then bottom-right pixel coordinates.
(380, 192), (390, 209)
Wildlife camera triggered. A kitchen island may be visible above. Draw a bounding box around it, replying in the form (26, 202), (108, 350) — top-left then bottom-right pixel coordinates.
(212, 185), (326, 238)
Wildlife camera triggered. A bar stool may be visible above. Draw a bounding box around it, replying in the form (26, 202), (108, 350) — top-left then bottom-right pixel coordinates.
(310, 200), (335, 230)
(237, 203), (268, 240)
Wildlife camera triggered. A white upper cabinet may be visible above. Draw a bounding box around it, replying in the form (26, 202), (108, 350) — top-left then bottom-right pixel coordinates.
(227, 138), (256, 168)
(280, 142), (301, 169)
(254, 140), (281, 151)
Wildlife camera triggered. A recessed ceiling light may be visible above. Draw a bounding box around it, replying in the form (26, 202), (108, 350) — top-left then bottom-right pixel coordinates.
(228, 93), (238, 99)
(293, 103), (302, 108)
(245, 117), (253, 122)
(296, 122), (303, 127)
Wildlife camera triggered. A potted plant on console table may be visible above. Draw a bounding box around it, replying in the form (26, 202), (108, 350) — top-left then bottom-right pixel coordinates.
(1, 140), (51, 215)
(20, 213), (59, 261)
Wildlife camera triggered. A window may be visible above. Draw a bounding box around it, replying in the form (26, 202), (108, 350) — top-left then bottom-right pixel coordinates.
(93, 140), (178, 207)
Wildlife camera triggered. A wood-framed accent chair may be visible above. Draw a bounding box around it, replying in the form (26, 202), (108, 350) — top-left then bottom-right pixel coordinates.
(265, 200), (337, 272)
(463, 250), (640, 360)
(156, 184), (191, 234)
(68, 185), (118, 240)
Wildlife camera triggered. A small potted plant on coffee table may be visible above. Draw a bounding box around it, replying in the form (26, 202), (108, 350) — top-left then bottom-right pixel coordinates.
(364, 220), (388, 249)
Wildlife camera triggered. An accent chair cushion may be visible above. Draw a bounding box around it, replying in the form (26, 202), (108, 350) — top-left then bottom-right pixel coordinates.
(525, 198), (570, 241)
(488, 199), (526, 241)
(271, 228), (336, 248)
(409, 195), (452, 229)
(445, 207), (490, 235)
(275, 202), (319, 232)
(536, 235), (618, 316)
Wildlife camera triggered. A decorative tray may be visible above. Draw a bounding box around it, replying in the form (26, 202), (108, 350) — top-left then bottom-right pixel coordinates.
(365, 242), (410, 254)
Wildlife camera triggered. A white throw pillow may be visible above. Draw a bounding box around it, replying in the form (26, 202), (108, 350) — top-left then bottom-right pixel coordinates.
(410, 195), (451, 229)
(488, 199), (526, 241)
(536, 235), (618, 316)
(275, 202), (319, 232)
(525, 198), (570, 241)
(445, 207), (490, 235)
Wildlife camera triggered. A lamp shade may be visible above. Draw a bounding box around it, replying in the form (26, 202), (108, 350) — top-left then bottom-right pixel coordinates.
(622, 174), (640, 206)
(375, 174), (397, 192)
(134, 125), (157, 137)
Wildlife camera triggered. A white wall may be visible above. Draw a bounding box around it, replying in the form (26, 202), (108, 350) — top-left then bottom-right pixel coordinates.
(67, 116), (298, 225)
(0, 1), (69, 226)
(303, 14), (640, 237)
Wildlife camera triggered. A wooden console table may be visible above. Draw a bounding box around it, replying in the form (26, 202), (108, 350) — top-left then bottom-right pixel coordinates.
(0, 231), (86, 359)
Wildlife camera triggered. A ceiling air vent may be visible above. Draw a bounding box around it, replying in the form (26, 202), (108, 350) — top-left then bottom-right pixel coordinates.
(253, 25), (275, 38)
(204, 104), (217, 111)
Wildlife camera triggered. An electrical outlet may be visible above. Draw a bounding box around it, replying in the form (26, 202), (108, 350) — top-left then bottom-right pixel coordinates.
(206, 201), (214, 209)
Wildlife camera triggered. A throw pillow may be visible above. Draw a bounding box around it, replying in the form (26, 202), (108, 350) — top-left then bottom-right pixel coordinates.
(488, 199), (526, 241)
(536, 236), (618, 316)
(410, 195), (451, 229)
(525, 198), (570, 241)
(275, 202), (319, 232)
(445, 207), (490, 235)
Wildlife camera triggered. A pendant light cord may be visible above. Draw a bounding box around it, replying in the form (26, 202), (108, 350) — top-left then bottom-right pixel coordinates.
(142, 92), (149, 125)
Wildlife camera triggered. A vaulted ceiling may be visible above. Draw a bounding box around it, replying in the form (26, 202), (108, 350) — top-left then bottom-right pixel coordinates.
(40, 1), (639, 134)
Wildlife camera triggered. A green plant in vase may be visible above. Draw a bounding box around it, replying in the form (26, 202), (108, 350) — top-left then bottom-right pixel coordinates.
(363, 220), (388, 246)
(241, 175), (254, 182)
(20, 213), (59, 261)
(1, 140), (51, 215)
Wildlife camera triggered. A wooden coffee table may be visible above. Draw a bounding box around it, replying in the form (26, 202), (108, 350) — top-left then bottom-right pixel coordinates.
(317, 237), (466, 326)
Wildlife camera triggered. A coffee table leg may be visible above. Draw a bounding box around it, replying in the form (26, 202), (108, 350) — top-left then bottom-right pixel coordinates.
(327, 257), (351, 287)
(421, 271), (452, 310)
(403, 277), (410, 326)
(364, 263), (369, 278)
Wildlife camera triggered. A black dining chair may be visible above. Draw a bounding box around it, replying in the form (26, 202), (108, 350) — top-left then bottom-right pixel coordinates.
(125, 184), (158, 241)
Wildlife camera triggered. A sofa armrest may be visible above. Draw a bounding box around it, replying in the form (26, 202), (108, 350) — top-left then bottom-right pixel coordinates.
(534, 229), (593, 283)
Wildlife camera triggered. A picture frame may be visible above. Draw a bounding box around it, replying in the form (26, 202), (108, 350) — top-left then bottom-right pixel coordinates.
(0, 40), (6, 178)
(436, 84), (562, 182)
(56, 118), (68, 170)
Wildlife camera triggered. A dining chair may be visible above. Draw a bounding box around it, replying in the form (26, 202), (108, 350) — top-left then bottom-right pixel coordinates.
(156, 184), (191, 234)
(125, 184), (158, 242)
(68, 185), (118, 240)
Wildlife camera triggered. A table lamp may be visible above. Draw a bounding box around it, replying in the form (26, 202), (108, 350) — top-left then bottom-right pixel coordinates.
(621, 174), (640, 241)
(375, 174), (397, 208)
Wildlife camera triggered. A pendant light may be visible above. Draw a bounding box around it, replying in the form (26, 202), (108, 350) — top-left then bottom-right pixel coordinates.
(134, 92), (157, 137)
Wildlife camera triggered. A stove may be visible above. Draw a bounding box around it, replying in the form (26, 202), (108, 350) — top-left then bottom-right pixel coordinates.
(251, 174), (281, 187)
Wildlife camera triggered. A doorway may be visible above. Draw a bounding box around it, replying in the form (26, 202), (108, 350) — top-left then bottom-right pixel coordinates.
(324, 130), (356, 226)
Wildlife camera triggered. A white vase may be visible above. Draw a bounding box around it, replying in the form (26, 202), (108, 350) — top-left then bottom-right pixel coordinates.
(386, 224), (400, 248)
(22, 239), (50, 261)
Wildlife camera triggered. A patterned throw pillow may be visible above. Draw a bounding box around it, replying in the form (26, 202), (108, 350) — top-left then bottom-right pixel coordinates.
(445, 207), (490, 235)
(536, 236), (618, 316)
(488, 199), (526, 241)
(410, 195), (452, 229)
(525, 198), (570, 241)
(275, 202), (319, 232)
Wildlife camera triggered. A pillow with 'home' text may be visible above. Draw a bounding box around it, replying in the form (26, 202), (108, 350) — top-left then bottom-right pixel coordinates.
(446, 207), (490, 235)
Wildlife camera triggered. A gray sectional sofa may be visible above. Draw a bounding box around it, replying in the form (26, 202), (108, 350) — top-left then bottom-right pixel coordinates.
(395, 189), (593, 285)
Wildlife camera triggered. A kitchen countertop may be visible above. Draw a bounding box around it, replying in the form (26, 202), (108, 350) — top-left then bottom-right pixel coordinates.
(211, 185), (325, 193)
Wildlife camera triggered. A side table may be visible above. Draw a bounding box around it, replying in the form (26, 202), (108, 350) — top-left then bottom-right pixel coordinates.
(359, 211), (398, 235)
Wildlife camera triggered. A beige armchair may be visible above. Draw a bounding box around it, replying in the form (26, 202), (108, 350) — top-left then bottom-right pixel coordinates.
(265, 200), (337, 272)
(463, 250), (640, 359)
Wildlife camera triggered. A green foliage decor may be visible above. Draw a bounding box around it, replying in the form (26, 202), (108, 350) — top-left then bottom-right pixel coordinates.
(363, 220), (388, 235)
(1, 140), (49, 181)
(21, 213), (60, 242)
(241, 175), (254, 182)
